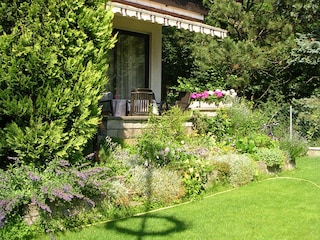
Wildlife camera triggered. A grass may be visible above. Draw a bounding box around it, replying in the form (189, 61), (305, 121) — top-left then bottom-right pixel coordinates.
(38, 156), (320, 240)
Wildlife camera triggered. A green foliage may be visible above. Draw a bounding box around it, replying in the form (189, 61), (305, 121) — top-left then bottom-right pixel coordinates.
(192, 109), (231, 141)
(180, 157), (215, 198)
(0, 215), (40, 240)
(254, 147), (286, 170)
(99, 136), (144, 175)
(279, 133), (308, 161)
(227, 100), (266, 136)
(0, 0), (116, 167)
(212, 161), (231, 185)
(161, 27), (196, 99)
(163, 0), (320, 103)
(213, 154), (256, 187)
(193, 100), (280, 154)
(292, 97), (320, 145)
(128, 166), (185, 205)
(234, 137), (257, 154)
(0, 158), (115, 236)
(136, 107), (190, 166)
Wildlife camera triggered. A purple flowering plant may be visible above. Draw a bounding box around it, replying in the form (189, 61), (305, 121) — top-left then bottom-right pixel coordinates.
(0, 157), (113, 232)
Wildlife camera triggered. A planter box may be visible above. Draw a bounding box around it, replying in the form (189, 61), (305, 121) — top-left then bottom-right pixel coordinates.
(189, 101), (233, 110)
(189, 101), (217, 109)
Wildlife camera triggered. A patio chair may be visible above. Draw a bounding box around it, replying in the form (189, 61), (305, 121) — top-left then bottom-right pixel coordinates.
(175, 92), (191, 111)
(99, 92), (113, 116)
(129, 88), (155, 116)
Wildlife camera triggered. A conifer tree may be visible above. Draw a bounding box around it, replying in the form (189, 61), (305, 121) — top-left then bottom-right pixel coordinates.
(0, 0), (115, 167)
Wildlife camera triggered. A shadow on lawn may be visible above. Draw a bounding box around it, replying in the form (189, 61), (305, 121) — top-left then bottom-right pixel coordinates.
(105, 166), (187, 239)
(105, 215), (187, 239)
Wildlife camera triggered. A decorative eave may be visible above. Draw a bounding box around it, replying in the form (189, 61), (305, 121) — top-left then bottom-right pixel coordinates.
(107, 1), (227, 38)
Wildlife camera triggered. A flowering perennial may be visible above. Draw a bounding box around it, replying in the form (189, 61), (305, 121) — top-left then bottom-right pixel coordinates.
(190, 89), (237, 102)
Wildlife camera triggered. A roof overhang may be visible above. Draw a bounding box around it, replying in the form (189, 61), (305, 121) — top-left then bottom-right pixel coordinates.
(107, 2), (227, 38)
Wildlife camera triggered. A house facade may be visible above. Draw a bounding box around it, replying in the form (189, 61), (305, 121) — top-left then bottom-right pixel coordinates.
(107, 0), (227, 103)
(99, 0), (227, 140)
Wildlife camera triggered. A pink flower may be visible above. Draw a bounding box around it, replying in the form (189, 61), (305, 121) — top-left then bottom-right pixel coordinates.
(191, 93), (198, 99)
(201, 90), (209, 99)
(214, 90), (224, 98)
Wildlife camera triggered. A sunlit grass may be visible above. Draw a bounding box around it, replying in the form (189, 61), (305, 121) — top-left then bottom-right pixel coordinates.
(39, 157), (320, 240)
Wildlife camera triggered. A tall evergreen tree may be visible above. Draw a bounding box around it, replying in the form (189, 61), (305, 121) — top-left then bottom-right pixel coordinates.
(161, 0), (320, 101)
(0, 0), (116, 167)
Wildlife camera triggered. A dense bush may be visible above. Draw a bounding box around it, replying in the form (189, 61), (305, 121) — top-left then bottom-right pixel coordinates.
(179, 156), (215, 198)
(128, 166), (185, 205)
(0, 158), (115, 237)
(0, 0), (116, 167)
(193, 100), (279, 154)
(292, 97), (320, 146)
(136, 107), (190, 166)
(279, 133), (308, 162)
(213, 154), (256, 187)
(254, 147), (287, 171)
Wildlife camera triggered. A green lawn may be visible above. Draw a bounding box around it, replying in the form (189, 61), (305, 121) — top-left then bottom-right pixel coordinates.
(40, 156), (320, 240)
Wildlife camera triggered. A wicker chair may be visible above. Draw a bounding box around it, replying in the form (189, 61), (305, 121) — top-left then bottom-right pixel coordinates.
(129, 88), (155, 116)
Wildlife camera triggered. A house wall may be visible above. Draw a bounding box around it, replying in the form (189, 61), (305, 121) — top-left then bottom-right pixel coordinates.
(112, 15), (162, 103)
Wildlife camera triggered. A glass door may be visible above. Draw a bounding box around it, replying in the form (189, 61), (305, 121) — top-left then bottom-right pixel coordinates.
(108, 30), (150, 99)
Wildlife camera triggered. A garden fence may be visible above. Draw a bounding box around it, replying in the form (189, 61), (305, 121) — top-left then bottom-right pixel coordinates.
(270, 101), (320, 147)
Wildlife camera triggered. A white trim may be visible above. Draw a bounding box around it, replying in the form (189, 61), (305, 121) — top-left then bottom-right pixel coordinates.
(114, 0), (204, 21)
(107, 2), (227, 38)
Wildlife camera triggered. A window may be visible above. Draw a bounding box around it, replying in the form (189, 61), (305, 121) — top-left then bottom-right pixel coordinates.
(108, 30), (149, 99)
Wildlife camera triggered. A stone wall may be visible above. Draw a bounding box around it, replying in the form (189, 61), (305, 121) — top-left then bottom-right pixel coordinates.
(98, 115), (194, 142)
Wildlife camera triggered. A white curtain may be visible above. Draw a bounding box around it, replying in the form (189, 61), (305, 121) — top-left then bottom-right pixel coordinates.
(108, 30), (149, 99)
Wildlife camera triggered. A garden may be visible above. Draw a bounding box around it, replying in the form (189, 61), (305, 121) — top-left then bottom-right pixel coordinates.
(1, 0), (320, 239)
(1, 96), (316, 240)
(38, 156), (320, 240)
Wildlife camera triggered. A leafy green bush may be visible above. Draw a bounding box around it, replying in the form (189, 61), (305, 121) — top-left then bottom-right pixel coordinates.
(213, 161), (231, 184)
(292, 97), (320, 146)
(213, 154), (256, 187)
(192, 109), (231, 141)
(227, 100), (267, 137)
(234, 133), (279, 154)
(193, 100), (279, 154)
(254, 147), (287, 170)
(136, 107), (190, 166)
(128, 166), (185, 204)
(179, 156), (215, 198)
(0, 0), (116, 167)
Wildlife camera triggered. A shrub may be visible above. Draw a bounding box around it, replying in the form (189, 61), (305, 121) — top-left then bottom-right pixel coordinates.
(128, 166), (185, 205)
(0, 0), (116, 167)
(192, 109), (231, 141)
(136, 107), (190, 166)
(292, 97), (320, 146)
(206, 161), (231, 188)
(99, 136), (144, 174)
(179, 156), (215, 198)
(0, 158), (115, 237)
(254, 147), (287, 170)
(234, 133), (278, 154)
(279, 132), (308, 162)
(227, 100), (266, 138)
(213, 154), (256, 187)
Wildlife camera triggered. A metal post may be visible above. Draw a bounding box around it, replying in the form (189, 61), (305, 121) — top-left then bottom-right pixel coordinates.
(290, 105), (293, 140)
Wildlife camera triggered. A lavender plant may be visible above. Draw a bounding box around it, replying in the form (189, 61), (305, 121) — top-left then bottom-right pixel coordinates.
(0, 158), (114, 237)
